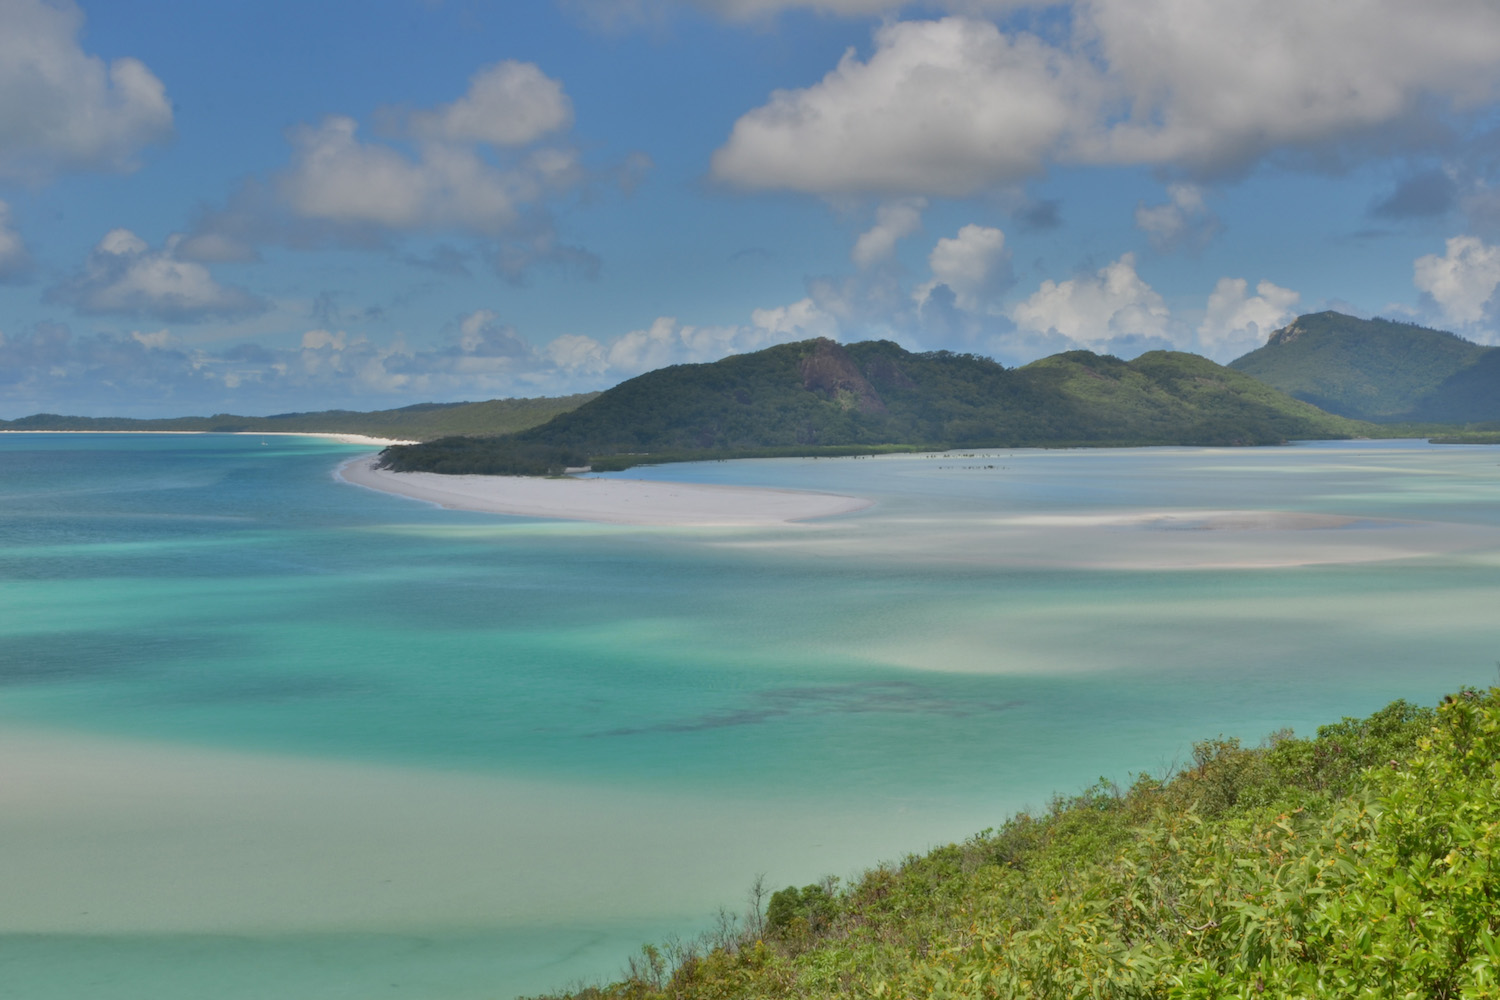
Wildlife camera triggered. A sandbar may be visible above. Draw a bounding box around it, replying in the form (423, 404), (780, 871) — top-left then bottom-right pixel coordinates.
(0, 726), (953, 935)
(338, 456), (873, 526)
(1002, 510), (1369, 531)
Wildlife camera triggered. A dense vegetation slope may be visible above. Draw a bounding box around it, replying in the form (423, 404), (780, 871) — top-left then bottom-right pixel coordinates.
(1229, 311), (1500, 422)
(380, 339), (1367, 475)
(531, 689), (1500, 999)
(0, 394), (598, 441)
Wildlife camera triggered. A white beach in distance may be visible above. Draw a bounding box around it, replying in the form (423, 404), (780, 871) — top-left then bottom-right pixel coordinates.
(257, 432), (420, 446)
(0, 429), (417, 446)
(338, 455), (875, 525)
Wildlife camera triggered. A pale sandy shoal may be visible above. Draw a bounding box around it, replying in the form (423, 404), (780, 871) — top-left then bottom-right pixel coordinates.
(337, 456), (873, 526)
(0, 726), (962, 934)
(998, 510), (1368, 531)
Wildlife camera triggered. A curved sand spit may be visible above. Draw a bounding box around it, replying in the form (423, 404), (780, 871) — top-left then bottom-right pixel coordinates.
(338, 456), (873, 526)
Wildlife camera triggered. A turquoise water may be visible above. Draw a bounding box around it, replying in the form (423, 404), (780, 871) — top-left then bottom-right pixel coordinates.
(2, 434), (1499, 997)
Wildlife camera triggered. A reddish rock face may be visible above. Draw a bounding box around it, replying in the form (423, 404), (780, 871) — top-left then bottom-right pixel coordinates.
(1267, 321), (1306, 346)
(798, 339), (887, 414)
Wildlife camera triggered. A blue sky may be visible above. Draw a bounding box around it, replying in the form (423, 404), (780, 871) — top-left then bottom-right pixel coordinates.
(2, 0), (1499, 416)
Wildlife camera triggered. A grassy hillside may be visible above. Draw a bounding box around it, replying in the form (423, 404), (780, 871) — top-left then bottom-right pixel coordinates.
(531, 688), (1500, 999)
(380, 339), (1368, 475)
(0, 393), (598, 441)
(1229, 311), (1496, 421)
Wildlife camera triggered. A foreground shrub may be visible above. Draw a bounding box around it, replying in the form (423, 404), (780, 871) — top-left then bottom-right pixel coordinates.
(526, 690), (1498, 1000)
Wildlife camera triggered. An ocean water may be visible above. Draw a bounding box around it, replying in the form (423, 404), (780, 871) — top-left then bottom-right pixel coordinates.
(2, 433), (1499, 997)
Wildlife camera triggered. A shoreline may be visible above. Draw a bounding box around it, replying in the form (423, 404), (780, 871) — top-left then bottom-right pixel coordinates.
(0, 429), (417, 446)
(337, 456), (873, 526)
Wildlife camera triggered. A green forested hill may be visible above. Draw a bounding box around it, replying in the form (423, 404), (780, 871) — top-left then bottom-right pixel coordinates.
(1408, 348), (1500, 423)
(379, 339), (1367, 475)
(530, 689), (1500, 1000)
(1228, 311), (1499, 422)
(1018, 348), (1364, 446)
(0, 393), (598, 441)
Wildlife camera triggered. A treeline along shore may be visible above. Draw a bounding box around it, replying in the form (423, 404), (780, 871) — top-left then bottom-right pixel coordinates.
(0, 394), (598, 442)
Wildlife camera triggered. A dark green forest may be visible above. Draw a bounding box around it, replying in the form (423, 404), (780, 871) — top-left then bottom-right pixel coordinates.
(1229, 311), (1500, 423)
(380, 339), (1367, 475)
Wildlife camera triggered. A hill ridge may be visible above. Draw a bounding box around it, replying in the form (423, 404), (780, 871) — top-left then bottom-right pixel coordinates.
(379, 337), (1367, 475)
(0, 393), (599, 441)
(1229, 311), (1499, 422)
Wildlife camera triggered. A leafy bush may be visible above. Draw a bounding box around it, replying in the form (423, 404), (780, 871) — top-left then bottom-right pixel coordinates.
(377, 436), (587, 476)
(766, 882), (839, 940)
(526, 691), (1500, 999)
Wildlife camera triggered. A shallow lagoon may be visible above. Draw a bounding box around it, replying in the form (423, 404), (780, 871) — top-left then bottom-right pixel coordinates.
(2, 434), (1498, 997)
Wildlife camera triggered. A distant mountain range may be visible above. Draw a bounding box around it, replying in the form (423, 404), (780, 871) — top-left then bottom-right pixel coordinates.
(18, 311), (1500, 477)
(379, 338), (1367, 475)
(1229, 311), (1500, 423)
(0, 394), (598, 441)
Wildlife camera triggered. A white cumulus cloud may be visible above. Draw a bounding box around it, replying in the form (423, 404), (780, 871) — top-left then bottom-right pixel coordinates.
(406, 61), (573, 147)
(689, 0), (1025, 16)
(546, 333), (609, 376)
(264, 61), (588, 251)
(47, 228), (266, 323)
(1414, 235), (1500, 326)
(0, 198), (32, 281)
(1197, 277), (1300, 358)
(1134, 184), (1221, 253)
(0, 0), (172, 181)
(545, 299), (840, 381)
(174, 58), (630, 290)
(851, 198), (926, 268)
(916, 223), (1009, 312)
(0, 291), (849, 413)
(131, 328), (171, 349)
(713, 17), (1090, 196)
(713, 2), (1500, 196)
(1083, 0), (1500, 175)
(1009, 253), (1168, 347)
(750, 297), (843, 340)
(279, 117), (537, 234)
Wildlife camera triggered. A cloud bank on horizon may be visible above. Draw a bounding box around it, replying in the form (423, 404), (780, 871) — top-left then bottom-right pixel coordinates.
(1, 0), (1499, 415)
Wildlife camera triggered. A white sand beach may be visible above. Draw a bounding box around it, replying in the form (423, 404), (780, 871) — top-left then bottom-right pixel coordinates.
(0, 430), (417, 446)
(337, 456), (873, 525)
(249, 431), (420, 446)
